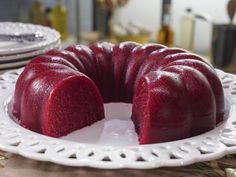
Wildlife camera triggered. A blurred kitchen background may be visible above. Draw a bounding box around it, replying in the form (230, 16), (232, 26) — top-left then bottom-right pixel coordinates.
(1, 0), (236, 72)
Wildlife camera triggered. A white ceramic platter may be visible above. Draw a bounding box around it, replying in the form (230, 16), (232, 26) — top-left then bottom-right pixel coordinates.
(0, 22), (60, 56)
(0, 69), (235, 169)
(0, 41), (61, 66)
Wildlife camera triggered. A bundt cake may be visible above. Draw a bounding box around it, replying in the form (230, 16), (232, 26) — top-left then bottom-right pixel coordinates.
(12, 42), (225, 144)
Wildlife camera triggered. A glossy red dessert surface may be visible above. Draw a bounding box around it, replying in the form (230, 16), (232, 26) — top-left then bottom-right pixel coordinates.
(12, 42), (224, 144)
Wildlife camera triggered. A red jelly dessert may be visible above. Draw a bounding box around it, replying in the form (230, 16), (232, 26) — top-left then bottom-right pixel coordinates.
(12, 42), (224, 144)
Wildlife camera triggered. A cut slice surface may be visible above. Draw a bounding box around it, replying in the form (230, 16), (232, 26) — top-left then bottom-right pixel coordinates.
(132, 71), (192, 144)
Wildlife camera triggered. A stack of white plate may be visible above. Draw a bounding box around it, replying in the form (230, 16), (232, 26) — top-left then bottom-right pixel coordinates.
(0, 22), (61, 73)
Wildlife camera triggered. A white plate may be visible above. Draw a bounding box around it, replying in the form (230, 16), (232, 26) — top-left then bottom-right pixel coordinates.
(0, 69), (235, 169)
(0, 41), (61, 69)
(0, 22), (60, 56)
(0, 40), (60, 63)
